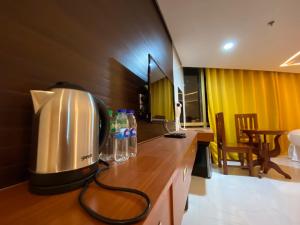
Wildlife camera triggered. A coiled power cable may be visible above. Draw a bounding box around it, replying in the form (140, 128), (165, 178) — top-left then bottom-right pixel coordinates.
(79, 160), (151, 224)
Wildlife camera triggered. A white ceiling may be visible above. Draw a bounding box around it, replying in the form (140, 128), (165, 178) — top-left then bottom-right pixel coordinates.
(157, 0), (300, 73)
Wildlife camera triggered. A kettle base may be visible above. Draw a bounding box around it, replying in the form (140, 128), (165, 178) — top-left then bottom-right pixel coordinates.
(29, 162), (98, 195)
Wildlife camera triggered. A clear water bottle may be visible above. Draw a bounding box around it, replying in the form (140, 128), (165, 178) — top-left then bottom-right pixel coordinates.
(127, 109), (137, 157)
(114, 109), (129, 162)
(99, 109), (115, 161)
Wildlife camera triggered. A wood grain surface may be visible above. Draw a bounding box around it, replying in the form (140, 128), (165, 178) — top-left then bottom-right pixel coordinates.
(0, 0), (173, 188)
(186, 128), (214, 142)
(0, 131), (198, 225)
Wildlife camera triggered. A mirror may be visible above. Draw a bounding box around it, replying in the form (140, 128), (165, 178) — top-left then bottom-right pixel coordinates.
(148, 55), (175, 122)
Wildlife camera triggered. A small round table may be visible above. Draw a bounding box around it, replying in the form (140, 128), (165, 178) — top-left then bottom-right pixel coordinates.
(241, 129), (291, 179)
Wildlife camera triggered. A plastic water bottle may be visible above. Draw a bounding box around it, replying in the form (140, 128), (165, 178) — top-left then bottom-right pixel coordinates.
(99, 109), (115, 161)
(114, 109), (129, 162)
(127, 110), (137, 157)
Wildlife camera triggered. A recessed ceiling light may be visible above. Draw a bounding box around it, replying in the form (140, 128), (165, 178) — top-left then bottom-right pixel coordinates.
(223, 42), (235, 51)
(280, 51), (300, 67)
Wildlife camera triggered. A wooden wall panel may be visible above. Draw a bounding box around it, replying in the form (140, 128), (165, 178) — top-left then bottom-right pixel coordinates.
(0, 0), (173, 188)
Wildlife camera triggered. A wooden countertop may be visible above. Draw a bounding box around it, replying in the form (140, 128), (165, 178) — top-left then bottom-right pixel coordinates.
(0, 130), (201, 225)
(185, 127), (214, 142)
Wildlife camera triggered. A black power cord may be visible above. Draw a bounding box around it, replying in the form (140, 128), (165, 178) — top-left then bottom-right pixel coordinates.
(78, 160), (151, 224)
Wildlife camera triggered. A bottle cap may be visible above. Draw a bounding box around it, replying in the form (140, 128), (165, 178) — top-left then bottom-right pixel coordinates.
(117, 109), (127, 113)
(107, 109), (113, 117)
(127, 109), (135, 114)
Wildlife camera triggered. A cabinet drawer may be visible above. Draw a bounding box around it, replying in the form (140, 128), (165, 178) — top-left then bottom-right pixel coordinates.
(172, 169), (191, 225)
(144, 187), (172, 225)
(172, 139), (197, 225)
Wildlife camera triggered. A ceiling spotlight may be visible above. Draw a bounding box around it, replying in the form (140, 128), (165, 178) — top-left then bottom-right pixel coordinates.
(223, 42), (235, 51)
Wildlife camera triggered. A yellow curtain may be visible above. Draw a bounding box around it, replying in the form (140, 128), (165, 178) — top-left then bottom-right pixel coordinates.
(150, 77), (175, 121)
(276, 72), (300, 151)
(206, 68), (300, 162)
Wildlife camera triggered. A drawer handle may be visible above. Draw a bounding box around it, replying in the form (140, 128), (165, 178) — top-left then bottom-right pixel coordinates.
(183, 167), (188, 182)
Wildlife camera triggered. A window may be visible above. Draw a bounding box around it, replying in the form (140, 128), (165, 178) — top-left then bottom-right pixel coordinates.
(183, 68), (208, 127)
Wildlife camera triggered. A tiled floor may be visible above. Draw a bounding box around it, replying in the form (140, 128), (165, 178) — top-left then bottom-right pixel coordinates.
(182, 156), (300, 225)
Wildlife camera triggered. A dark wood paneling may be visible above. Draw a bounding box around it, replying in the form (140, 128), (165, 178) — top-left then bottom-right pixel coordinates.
(0, 0), (173, 188)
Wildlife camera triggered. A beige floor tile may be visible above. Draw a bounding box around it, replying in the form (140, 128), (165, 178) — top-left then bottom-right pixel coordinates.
(182, 156), (300, 225)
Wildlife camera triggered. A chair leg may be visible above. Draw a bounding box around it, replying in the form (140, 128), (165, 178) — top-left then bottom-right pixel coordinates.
(247, 151), (253, 176)
(239, 153), (245, 167)
(218, 147), (222, 168)
(222, 150), (228, 175)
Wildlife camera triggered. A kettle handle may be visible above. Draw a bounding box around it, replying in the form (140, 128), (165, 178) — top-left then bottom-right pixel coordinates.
(94, 97), (110, 151)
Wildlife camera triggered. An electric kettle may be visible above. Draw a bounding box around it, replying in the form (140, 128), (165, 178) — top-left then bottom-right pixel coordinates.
(29, 82), (109, 194)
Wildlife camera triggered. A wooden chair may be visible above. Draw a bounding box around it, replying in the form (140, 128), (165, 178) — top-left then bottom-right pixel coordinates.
(235, 113), (258, 144)
(216, 112), (253, 176)
(235, 114), (260, 164)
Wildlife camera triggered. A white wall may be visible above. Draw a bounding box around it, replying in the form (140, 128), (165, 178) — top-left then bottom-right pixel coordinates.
(173, 48), (186, 128)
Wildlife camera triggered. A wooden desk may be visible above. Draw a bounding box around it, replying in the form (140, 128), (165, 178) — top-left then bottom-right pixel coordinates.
(242, 129), (291, 179)
(0, 131), (198, 225)
(186, 128), (214, 142)
(186, 128), (214, 178)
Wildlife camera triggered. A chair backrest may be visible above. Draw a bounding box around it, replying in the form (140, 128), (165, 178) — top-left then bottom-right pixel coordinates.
(215, 112), (226, 148)
(235, 113), (258, 143)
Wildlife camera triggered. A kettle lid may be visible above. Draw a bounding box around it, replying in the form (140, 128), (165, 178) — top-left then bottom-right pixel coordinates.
(48, 81), (86, 91)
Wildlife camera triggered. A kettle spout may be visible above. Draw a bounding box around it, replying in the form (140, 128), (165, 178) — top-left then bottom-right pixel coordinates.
(30, 90), (55, 113)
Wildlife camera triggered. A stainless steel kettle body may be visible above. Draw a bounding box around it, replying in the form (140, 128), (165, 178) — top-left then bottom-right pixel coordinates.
(29, 82), (109, 194)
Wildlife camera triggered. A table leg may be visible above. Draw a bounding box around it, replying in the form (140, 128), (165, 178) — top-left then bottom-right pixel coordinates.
(267, 161), (292, 179)
(256, 141), (268, 177)
(263, 143), (270, 174)
(262, 139), (291, 179)
(243, 131), (291, 179)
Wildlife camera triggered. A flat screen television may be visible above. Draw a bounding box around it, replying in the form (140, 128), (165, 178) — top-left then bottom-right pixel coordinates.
(148, 54), (175, 122)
